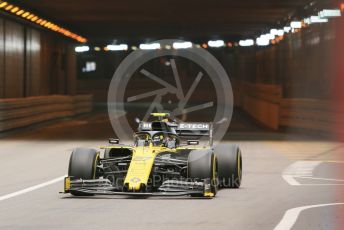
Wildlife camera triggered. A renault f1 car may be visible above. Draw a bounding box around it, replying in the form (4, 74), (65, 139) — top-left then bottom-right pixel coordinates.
(63, 113), (242, 198)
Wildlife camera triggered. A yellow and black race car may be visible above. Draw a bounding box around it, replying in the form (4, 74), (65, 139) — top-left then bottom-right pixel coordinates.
(63, 113), (242, 198)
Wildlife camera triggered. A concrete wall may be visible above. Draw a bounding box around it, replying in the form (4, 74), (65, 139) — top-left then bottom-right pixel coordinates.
(0, 15), (77, 99)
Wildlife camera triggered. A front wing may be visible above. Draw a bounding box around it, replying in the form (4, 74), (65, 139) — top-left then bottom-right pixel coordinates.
(63, 177), (215, 197)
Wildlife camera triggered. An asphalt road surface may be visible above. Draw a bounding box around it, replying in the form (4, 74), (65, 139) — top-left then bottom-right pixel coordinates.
(0, 112), (343, 230)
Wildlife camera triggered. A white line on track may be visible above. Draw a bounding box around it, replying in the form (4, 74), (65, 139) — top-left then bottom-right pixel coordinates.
(282, 175), (301, 186)
(274, 203), (344, 230)
(295, 176), (344, 182)
(0, 175), (66, 202)
(282, 161), (322, 186)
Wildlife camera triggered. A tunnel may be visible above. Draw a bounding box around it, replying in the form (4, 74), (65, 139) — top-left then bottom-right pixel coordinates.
(0, 0), (343, 229)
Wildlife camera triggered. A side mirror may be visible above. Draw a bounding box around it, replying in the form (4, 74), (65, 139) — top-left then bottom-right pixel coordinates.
(187, 140), (199, 145)
(109, 138), (120, 144)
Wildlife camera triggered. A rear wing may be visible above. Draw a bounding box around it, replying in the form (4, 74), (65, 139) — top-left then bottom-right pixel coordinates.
(138, 121), (213, 145)
(176, 122), (213, 146)
(175, 123), (212, 137)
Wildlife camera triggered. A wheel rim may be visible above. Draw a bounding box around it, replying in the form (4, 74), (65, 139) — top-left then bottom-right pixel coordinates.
(93, 153), (100, 179)
(237, 150), (242, 182)
(212, 155), (218, 193)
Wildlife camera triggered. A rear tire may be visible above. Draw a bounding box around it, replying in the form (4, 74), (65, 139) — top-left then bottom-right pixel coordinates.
(68, 148), (99, 196)
(215, 144), (242, 188)
(187, 150), (218, 197)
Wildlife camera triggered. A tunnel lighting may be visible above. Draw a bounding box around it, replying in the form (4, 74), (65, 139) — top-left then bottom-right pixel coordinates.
(0, 2), (87, 43)
(106, 44), (128, 51)
(10, 6), (18, 13)
(227, 42), (233, 48)
(270, 29), (278, 35)
(305, 16), (329, 24)
(292, 28), (301, 33)
(277, 29), (284, 36)
(256, 36), (270, 46)
(0, 2), (7, 8)
(208, 40), (225, 48)
(4, 4), (12, 10)
(40, 20), (47, 26)
(22, 12), (30, 18)
(44, 22), (51, 28)
(30, 16), (38, 22)
(263, 33), (275, 40)
(284, 26), (291, 33)
(319, 9), (341, 18)
(290, 21), (302, 29)
(75, 46), (89, 52)
(139, 43), (161, 50)
(239, 39), (254, 47)
(16, 9), (24, 15)
(27, 14), (35, 20)
(172, 41), (192, 49)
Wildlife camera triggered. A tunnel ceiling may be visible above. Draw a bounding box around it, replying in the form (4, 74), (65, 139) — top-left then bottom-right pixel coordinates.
(13, 0), (319, 42)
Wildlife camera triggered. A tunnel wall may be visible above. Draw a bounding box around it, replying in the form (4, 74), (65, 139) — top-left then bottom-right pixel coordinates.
(231, 20), (337, 99)
(230, 18), (340, 133)
(0, 95), (93, 132)
(0, 15), (77, 99)
(335, 15), (344, 141)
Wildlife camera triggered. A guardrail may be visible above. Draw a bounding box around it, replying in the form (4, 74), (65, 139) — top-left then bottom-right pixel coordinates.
(0, 95), (93, 132)
(279, 98), (335, 132)
(232, 80), (282, 130)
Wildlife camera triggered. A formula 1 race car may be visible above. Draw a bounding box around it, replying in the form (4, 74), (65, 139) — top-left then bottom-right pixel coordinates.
(63, 113), (242, 198)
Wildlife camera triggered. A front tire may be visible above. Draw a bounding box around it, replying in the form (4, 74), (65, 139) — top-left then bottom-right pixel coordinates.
(215, 144), (242, 188)
(187, 150), (218, 197)
(68, 148), (99, 196)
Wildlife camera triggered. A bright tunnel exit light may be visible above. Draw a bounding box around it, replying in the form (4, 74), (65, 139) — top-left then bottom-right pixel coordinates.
(208, 40), (225, 48)
(139, 43), (161, 50)
(172, 41), (192, 49)
(239, 39), (254, 47)
(75, 46), (89, 52)
(106, 44), (128, 51)
(290, 21), (302, 29)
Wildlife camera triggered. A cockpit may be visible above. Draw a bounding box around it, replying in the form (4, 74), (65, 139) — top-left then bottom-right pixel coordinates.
(134, 132), (179, 148)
